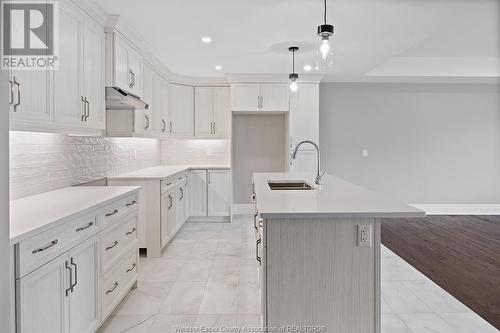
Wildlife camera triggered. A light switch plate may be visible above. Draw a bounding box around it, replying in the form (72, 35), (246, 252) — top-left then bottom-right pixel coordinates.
(358, 225), (372, 247)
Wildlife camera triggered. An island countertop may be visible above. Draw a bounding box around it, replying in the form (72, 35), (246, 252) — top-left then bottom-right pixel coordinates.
(253, 172), (425, 219)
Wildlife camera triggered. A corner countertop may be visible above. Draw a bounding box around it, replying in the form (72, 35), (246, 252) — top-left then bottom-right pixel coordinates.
(10, 186), (140, 244)
(253, 172), (425, 219)
(108, 165), (231, 181)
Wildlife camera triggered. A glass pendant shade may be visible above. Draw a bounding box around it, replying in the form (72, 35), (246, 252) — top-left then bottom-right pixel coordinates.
(316, 35), (333, 70)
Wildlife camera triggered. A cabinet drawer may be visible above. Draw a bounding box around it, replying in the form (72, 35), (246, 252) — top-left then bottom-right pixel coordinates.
(101, 193), (139, 228)
(101, 215), (137, 273)
(161, 177), (178, 194)
(102, 248), (138, 320)
(17, 213), (98, 278)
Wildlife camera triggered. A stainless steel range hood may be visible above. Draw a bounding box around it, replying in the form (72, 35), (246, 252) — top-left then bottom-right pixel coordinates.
(105, 87), (149, 110)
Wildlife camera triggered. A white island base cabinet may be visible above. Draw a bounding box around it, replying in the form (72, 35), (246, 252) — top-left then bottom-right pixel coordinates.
(13, 190), (140, 333)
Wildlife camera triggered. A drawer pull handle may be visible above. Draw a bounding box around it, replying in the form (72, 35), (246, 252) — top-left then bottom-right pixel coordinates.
(105, 241), (119, 251)
(105, 209), (119, 217)
(76, 222), (94, 232)
(65, 260), (73, 296)
(253, 212), (259, 231)
(126, 200), (137, 207)
(70, 257), (78, 289)
(106, 282), (119, 295)
(256, 238), (262, 265)
(126, 228), (136, 236)
(166, 182), (172, 186)
(32, 239), (58, 254)
(178, 177), (183, 180)
(126, 263), (137, 273)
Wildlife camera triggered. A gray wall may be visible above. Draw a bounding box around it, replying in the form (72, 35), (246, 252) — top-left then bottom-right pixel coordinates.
(319, 83), (500, 204)
(0, 40), (12, 332)
(232, 114), (287, 204)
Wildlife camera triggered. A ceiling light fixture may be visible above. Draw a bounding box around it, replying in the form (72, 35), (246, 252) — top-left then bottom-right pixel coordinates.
(201, 36), (212, 43)
(316, 0), (334, 69)
(289, 46), (299, 93)
(215, 65), (223, 70)
(303, 65), (312, 72)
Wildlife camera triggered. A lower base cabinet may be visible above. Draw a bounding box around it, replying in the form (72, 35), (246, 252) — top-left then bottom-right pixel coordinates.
(188, 169), (231, 221)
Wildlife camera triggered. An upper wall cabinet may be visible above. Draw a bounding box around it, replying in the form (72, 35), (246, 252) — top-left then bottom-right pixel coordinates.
(231, 83), (289, 112)
(106, 33), (143, 98)
(168, 84), (194, 137)
(9, 0), (105, 135)
(195, 87), (230, 138)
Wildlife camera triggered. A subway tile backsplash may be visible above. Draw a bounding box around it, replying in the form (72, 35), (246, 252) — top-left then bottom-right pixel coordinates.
(10, 132), (160, 199)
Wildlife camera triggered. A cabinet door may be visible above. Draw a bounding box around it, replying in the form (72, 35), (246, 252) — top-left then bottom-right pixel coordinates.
(188, 170), (208, 217)
(160, 193), (170, 247)
(153, 75), (168, 135)
(68, 236), (100, 333)
(18, 254), (69, 333)
(213, 87), (230, 138)
(169, 84), (194, 136)
(231, 84), (260, 112)
(208, 170), (231, 217)
(177, 186), (186, 230)
(113, 35), (129, 92)
(53, 1), (83, 127)
(83, 17), (105, 130)
(289, 84), (319, 149)
(138, 65), (154, 135)
(195, 87), (213, 137)
(166, 191), (177, 239)
(128, 47), (143, 98)
(260, 84), (289, 112)
(161, 80), (170, 136)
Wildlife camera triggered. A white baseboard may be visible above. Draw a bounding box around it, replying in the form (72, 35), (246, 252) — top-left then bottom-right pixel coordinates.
(410, 204), (500, 215)
(232, 204), (254, 215)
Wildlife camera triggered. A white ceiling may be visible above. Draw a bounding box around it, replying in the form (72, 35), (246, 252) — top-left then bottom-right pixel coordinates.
(97, 0), (500, 81)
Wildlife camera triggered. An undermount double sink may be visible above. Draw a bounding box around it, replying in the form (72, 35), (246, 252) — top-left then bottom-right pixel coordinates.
(268, 180), (315, 191)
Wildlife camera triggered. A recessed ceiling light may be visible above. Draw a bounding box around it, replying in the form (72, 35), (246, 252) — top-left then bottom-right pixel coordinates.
(215, 65), (223, 70)
(303, 65), (312, 71)
(201, 36), (212, 43)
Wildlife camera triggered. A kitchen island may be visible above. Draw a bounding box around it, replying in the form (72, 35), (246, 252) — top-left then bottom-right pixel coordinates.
(252, 172), (425, 333)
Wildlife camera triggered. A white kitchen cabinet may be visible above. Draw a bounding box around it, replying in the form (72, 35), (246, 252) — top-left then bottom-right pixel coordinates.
(288, 84), (319, 150)
(153, 74), (169, 136)
(108, 33), (143, 98)
(68, 236), (100, 333)
(168, 84), (194, 136)
(195, 87), (230, 138)
(134, 65), (154, 135)
(17, 253), (69, 333)
(208, 170), (231, 217)
(231, 83), (289, 112)
(188, 170), (208, 217)
(177, 181), (188, 231)
(161, 189), (177, 247)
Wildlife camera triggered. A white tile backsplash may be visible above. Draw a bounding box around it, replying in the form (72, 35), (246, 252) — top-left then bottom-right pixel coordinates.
(161, 138), (231, 166)
(9, 131), (160, 199)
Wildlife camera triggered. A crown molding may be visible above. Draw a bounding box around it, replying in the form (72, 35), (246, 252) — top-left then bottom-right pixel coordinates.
(322, 75), (500, 84)
(226, 73), (324, 84)
(72, 0), (108, 26)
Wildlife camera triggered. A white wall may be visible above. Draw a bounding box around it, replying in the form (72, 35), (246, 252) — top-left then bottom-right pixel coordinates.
(232, 114), (287, 204)
(319, 83), (500, 204)
(10, 132), (160, 199)
(161, 138), (231, 165)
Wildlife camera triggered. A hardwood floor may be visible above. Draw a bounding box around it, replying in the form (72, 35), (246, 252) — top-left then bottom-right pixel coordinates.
(381, 215), (500, 330)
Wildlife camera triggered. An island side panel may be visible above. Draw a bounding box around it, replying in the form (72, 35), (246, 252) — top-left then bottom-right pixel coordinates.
(265, 217), (380, 333)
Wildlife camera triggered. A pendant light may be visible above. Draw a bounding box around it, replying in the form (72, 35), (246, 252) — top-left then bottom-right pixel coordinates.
(316, 0), (334, 69)
(289, 46), (299, 92)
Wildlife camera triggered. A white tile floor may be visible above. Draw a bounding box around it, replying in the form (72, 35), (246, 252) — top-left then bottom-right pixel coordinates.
(100, 215), (499, 333)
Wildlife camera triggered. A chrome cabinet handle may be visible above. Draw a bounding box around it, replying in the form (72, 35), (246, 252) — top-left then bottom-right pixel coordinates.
(253, 212), (259, 231)
(179, 187), (184, 200)
(132, 71), (136, 87)
(144, 115), (150, 130)
(80, 96), (86, 121)
(126, 263), (137, 273)
(9, 79), (14, 105)
(168, 194), (173, 210)
(32, 239), (58, 254)
(169, 121), (173, 133)
(126, 200), (137, 207)
(65, 260), (73, 296)
(208, 171), (211, 184)
(70, 257), (77, 290)
(162, 119), (167, 133)
(105, 209), (119, 217)
(13, 77), (21, 111)
(105, 241), (119, 251)
(257, 96), (260, 109)
(213, 122), (216, 134)
(126, 227), (136, 236)
(106, 282), (119, 295)
(85, 97), (90, 121)
(128, 69), (134, 88)
(76, 221), (94, 232)
(256, 238), (262, 265)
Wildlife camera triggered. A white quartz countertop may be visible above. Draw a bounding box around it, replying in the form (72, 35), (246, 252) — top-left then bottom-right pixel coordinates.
(10, 186), (140, 244)
(253, 172), (425, 219)
(108, 165), (231, 181)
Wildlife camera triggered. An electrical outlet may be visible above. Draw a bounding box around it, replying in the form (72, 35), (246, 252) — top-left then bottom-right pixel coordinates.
(358, 225), (372, 247)
(362, 149), (368, 157)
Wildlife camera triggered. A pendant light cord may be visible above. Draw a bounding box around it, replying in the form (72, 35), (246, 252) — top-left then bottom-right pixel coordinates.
(324, 0), (327, 25)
